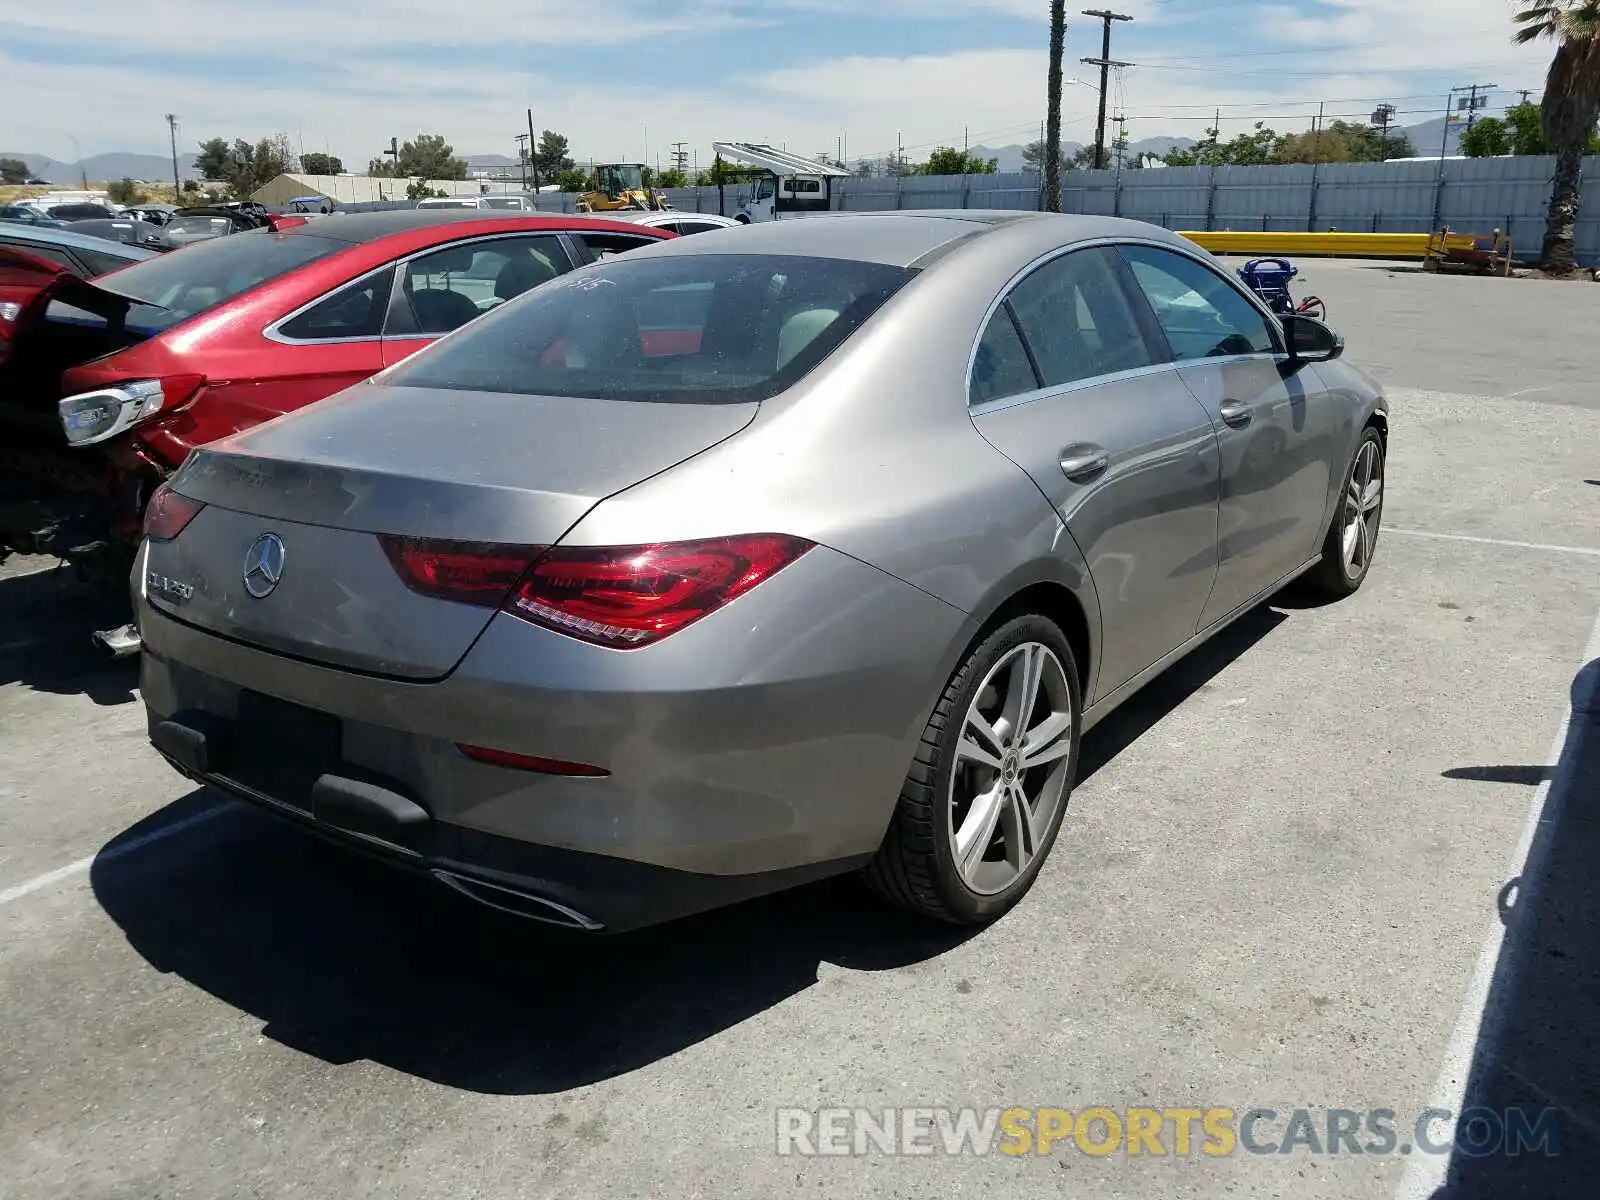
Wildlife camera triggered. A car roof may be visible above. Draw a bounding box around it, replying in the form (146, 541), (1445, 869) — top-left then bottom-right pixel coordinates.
(0, 222), (157, 259)
(622, 210), (1195, 268)
(607, 211), (739, 227)
(272, 208), (669, 245)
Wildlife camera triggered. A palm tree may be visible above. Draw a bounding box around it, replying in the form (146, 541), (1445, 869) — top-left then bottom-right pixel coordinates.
(1045, 1), (1066, 212)
(1514, 0), (1600, 273)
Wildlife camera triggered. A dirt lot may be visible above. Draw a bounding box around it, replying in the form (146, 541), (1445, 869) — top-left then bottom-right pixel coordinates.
(1, 260), (1597, 1199)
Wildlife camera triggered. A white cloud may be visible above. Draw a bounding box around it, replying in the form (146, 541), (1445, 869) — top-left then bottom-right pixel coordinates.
(3, 0), (1557, 167)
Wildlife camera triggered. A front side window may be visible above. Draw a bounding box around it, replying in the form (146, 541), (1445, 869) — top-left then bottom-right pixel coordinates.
(1118, 244), (1278, 361)
(1004, 247), (1159, 388)
(754, 177), (776, 201)
(575, 231), (658, 261)
(383, 253), (916, 404)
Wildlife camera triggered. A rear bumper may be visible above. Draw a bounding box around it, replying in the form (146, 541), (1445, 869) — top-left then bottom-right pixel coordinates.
(135, 541), (966, 927)
(148, 708), (866, 932)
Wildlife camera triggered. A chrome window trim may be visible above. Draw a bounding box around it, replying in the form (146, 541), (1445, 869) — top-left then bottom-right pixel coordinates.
(265, 230), (578, 347)
(965, 234), (1287, 408)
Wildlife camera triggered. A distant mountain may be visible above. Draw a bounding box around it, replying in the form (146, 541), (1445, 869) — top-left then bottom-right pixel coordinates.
(1129, 136), (1194, 158)
(464, 153), (518, 168)
(3, 151), (201, 184)
(1394, 117), (1460, 158)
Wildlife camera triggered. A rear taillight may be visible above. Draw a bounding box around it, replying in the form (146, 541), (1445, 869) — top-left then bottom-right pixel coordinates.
(379, 536), (545, 606)
(58, 375), (205, 447)
(143, 482), (204, 540)
(503, 534), (814, 649)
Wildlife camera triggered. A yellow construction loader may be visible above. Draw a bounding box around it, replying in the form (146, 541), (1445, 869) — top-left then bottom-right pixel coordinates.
(574, 164), (671, 213)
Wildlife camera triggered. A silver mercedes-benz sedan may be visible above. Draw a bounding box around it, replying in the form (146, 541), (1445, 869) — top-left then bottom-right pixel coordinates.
(134, 211), (1387, 932)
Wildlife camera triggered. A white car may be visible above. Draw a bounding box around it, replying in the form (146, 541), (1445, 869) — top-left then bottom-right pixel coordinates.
(605, 211), (744, 236)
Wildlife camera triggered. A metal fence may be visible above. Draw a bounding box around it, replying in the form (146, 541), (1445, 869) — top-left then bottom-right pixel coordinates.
(333, 156), (1597, 263)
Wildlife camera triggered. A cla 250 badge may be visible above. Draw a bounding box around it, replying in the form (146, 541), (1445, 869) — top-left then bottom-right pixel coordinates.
(147, 572), (195, 602)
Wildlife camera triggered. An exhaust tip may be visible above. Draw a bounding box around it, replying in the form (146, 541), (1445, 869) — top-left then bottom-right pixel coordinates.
(92, 623), (142, 659)
(432, 871), (604, 931)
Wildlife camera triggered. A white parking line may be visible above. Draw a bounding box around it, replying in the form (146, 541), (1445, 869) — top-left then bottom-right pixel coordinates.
(1386, 528), (1600, 558)
(1395, 608), (1600, 1199)
(0, 802), (236, 909)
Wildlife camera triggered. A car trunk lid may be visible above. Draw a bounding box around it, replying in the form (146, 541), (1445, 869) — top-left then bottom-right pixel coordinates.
(149, 382), (759, 678)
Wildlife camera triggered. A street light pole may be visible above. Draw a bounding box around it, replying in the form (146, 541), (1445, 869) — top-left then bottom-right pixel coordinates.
(1080, 9), (1132, 170)
(166, 114), (180, 201)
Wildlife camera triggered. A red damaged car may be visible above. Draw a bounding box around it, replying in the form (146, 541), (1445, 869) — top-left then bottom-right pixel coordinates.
(0, 210), (672, 648)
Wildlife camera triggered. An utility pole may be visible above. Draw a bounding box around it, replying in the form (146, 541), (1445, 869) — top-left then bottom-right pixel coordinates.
(1111, 113), (1129, 170)
(1516, 88), (1533, 104)
(527, 109), (539, 191)
(671, 141), (688, 174)
(514, 132), (529, 189)
(165, 113), (180, 201)
(1464, 82), (1496, 133)
(1371, 103), (1395, 160)
(1080, 9), (1133, 170)
(1313, 100), (1325, 161)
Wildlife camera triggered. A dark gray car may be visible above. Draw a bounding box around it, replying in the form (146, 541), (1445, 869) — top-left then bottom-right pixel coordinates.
(134, 211), (1387, 932)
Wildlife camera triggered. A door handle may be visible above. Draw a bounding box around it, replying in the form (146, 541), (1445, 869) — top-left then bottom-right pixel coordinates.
(1218, 399), (1253, 429)
(1059, 444), (1110, 482)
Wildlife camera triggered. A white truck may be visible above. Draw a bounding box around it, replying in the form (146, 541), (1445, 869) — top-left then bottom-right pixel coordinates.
(710, 143), (849, 223)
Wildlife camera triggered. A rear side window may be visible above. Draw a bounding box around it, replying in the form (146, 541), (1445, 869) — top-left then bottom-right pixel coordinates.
(1005, 247), (1158, 387)
(0, 240), (77, 270)
(278, 269), (394, 340)
(383, 253), (915, 404)
(674, 221), (727, 235)
(90, 230), (348, 332)
(970, 306), (1039, 405)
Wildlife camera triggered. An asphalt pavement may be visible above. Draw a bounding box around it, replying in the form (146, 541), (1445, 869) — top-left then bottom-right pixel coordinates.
(1, 261), (1597, 1199)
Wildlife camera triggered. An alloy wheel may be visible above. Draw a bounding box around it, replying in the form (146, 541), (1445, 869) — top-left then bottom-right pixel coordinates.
(948, 642), (1074, 896)
(1341, 439), (1384, 577)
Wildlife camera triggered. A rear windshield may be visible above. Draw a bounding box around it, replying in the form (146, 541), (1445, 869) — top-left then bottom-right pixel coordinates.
(383, 252), (916, 404)
(92, 229), (347, 332)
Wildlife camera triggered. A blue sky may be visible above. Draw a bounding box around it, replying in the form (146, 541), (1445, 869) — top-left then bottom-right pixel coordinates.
(4, 0), (1552, 167)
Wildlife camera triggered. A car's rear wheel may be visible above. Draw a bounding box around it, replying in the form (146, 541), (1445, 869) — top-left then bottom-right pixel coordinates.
(866, 615), (1080, 924)
(1304, 426), (1385, 598)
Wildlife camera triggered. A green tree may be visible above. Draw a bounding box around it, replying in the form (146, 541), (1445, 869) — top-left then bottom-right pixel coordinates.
(534, 130), (574, 182)
(655, 167), (688, 189)
(194, 137), (232, 181)
(298, 151), (343, 176)
(0, 157), (28, 184)
(1023, 139), (1072, 170)
(919, 147), (999, 175)
(1514, 0), (1600, 273)
(405, 180), (449, 200)
(106, 177), (146, 204)
(695, 157), (753, 187)
(556, 167), (591, 192)
(182, 179), (200, 195)
(1166, 123), (1283, 166)
(1461, 116), (1513, 156)
(194, 135), (292, 199)
(371, 135), (467, 181)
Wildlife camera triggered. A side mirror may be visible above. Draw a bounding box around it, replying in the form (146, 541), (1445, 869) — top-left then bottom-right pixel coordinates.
(1282, 314), (1344, 363)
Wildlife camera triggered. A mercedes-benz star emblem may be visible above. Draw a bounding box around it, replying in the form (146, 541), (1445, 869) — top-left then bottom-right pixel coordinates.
(242, 532), (286, 599)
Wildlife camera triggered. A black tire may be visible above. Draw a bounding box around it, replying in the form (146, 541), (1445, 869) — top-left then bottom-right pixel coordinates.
(1303, 425), (1385, 599)
(865, 614), (1081, 925)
